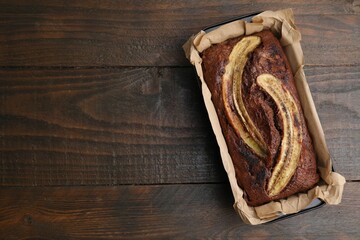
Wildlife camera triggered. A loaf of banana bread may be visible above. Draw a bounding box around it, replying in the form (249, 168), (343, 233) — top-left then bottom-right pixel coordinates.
(201, 30), (319, 206)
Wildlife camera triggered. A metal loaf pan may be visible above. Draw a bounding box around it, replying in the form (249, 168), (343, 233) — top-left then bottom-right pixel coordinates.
(198, 12), (331, 223)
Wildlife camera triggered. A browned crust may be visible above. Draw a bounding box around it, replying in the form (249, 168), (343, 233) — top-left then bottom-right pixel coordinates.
(201, 30), (319, 206)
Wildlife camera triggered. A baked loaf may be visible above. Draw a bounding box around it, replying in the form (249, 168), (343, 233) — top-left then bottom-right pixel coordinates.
(201, 30), (319, 206)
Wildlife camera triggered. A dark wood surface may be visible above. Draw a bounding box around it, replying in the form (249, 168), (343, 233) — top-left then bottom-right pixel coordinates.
(0, 183), (359, 239)
(0, 0), (359, 239)
(1, 0), (359, 67)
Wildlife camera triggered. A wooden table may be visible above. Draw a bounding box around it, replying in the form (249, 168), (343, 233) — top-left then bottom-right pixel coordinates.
(1, 1), (359, 239)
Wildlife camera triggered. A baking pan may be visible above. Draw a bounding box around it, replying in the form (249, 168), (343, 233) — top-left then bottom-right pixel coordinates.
(196, 12), (330, 223)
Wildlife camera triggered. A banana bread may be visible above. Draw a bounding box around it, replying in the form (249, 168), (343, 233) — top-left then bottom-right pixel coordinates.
(201, 30), (319, 206)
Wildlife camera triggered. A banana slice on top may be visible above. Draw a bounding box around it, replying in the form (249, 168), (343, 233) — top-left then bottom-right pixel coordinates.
(257, 74), (303, 197)
(222, 36), (267, 158)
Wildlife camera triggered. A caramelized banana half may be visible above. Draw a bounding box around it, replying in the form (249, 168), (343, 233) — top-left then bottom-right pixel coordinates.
(222, 36), (267, 158)
(257, 74), (303, 197)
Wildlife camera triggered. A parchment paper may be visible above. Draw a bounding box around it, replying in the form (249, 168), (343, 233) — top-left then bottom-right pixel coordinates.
(183, 9), (345, 225)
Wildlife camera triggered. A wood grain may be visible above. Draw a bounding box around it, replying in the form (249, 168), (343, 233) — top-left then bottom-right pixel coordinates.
(0, 1), (358, 238)
(0, 67), (225, 186)
(305, 66), (360, 179)
(0, 183), (359, 239)
(0, 0), (359, 67)
(0, 66), (358, 186)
